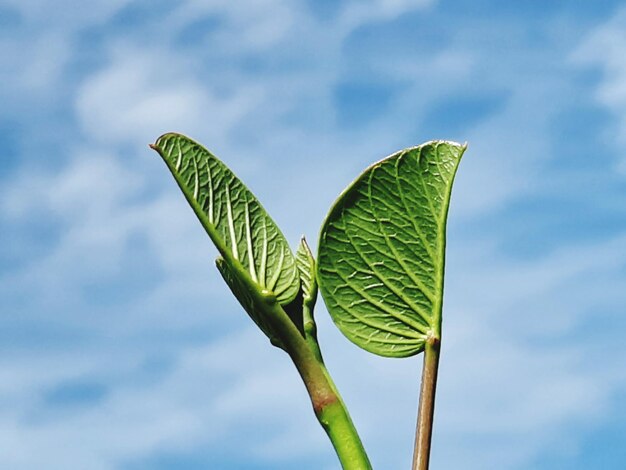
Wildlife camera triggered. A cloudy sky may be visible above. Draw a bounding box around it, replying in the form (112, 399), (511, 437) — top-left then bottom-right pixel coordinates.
(2, 0), (626, 468)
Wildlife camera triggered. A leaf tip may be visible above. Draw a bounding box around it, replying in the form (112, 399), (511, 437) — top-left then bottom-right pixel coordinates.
(151, 132), (187, 149)
(299, 235), (311, 250)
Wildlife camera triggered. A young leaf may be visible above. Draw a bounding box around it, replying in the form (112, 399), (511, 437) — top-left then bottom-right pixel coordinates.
(151, 133), (299, 305)
(295, 237), (321, 359)
(296, 237), (318, 308)
(317, 141), (466, 358)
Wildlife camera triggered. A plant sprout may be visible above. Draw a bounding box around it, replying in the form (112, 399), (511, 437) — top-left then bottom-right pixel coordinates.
(150, 133), (466, 469)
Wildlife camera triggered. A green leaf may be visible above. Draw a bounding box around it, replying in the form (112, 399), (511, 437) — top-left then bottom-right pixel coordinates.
(215, 257), (284, 349)
(296, 237), (318, 307)
(151, 133), (299, 305)
(316, 141), (466, 358)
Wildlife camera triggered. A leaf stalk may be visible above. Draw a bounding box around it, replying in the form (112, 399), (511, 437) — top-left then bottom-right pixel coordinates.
(412, 334), (441, 470)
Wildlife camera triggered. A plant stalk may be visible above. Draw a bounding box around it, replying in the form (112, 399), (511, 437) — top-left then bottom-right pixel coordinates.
(206, 247), (370, 468)
(262, 297), (372, 469)
(290, 344), (372, 470)
(412, 335), (441, 470)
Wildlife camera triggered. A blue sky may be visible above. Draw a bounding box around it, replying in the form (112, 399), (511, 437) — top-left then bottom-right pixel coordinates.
(2, 0), (626, 468)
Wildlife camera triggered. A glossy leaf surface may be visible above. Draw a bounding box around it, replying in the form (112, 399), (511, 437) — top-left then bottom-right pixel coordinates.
(317, 141), (466, 358)
(151, 133), (299, 305)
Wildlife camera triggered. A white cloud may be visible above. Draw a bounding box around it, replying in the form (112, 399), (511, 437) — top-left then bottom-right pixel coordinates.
(0, 0), (132, 101)
(574, 6), (626, 157)
(75, 45), (263, 151)
(176, 0), (299, 52)
(0, 154), (234, 339)
(339, 0), (434, 33)
(2, 140), (626, 469)
(1, 0), (133, 29)
(0, 326), (333, 469)
(3, 1), (626, 469)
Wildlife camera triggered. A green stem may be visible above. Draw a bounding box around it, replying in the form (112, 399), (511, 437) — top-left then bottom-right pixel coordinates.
(260, 296), (371, 469)
(412, 335), (441, 470)
(291, 345), (372, 470)
(297, 251), (369, 468)
(208, 247), (370, 468)
(303, 303), (324, 364)
(288, 324), (371, 468)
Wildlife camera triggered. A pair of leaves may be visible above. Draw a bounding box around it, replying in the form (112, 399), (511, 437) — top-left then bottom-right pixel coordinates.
(151, 133), (301, 348)
(152, 133), (465, 359)
(151, 133), (317, 350)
